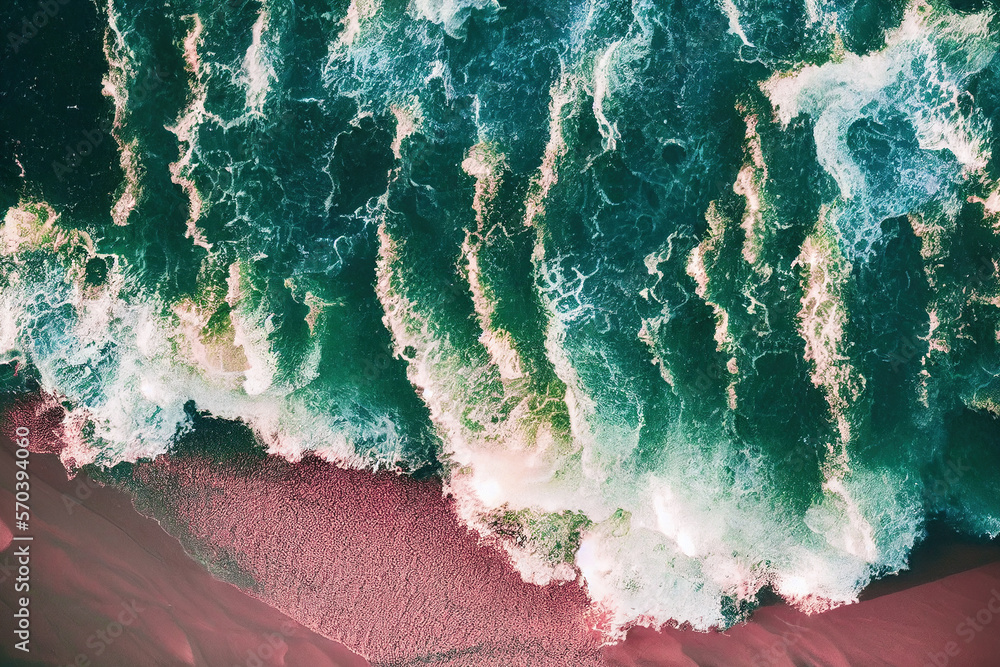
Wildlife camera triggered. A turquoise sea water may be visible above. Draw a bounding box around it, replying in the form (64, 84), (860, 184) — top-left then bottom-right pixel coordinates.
(3, 0), (1000, 633)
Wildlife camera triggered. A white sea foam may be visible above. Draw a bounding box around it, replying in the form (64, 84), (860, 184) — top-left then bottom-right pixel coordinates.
(10, 0), (1000, 641)
(763, 1), (995, 260)
(410, 0), (499, 39)
(242, 2), (277, 116)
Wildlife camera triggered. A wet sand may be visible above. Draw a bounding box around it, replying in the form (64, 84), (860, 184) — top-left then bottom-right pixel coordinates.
(0, 414), (369, 666)
(3, 396), (1000, 666)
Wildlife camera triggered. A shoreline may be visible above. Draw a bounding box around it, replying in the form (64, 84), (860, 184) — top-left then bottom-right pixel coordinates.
(2, 395), (1000, 665)
(0, 408), (370, 667)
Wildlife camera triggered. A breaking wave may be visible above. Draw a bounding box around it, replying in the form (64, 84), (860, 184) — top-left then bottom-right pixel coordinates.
(4, 0), (1000, 636)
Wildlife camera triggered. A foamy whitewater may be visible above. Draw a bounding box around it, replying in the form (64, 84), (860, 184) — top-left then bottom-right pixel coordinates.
(4, 0), (1000, 636)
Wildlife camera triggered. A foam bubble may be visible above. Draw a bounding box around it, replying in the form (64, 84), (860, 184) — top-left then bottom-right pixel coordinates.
(410, 0), (499, 39)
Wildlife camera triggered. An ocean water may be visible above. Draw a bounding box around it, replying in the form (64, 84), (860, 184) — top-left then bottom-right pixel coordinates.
(3, 0), (1000, 635)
